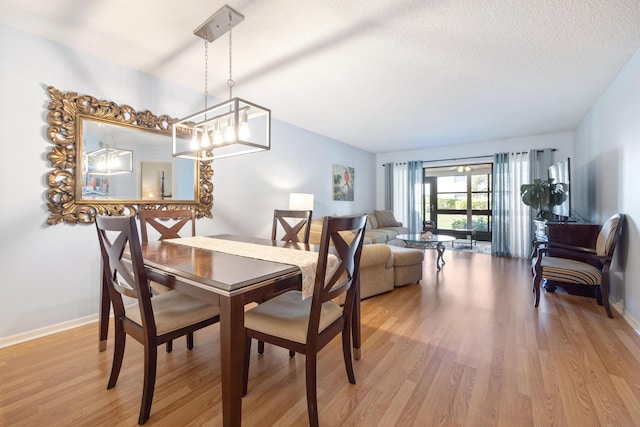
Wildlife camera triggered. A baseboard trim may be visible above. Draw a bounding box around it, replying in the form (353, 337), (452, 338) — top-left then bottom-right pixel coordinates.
(0, 314), (99, 349)
(611, 300), (640, 335)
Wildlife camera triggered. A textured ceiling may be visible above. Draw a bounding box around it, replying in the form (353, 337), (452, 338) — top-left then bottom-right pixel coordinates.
(2, 0), (640, 154)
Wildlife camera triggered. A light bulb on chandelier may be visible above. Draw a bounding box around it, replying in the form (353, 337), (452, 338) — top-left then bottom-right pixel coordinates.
(200, 127), (212, 148)
(224, 118), (235, 142)
(239, 110), (250, 140)
(213, 122), (223, 145)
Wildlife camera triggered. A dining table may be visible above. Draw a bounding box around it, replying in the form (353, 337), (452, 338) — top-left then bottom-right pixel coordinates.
(98, 233), (361, 427)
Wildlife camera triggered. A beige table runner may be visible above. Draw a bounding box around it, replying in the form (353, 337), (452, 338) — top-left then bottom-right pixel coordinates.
(166, 236), (337, 299)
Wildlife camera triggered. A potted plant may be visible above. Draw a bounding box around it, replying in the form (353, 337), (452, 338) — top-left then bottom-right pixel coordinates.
(520, 178), (567, 220)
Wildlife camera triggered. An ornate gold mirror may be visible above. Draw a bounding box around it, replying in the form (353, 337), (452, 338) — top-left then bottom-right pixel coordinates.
(45, 86), (213, 225)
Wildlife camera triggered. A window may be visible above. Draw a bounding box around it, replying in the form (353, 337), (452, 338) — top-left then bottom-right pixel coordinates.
(423, 164), (492, 241)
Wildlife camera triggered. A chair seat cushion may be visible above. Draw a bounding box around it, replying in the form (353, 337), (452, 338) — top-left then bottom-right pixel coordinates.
(244, 291), (343, 344)
(540, 256), (602, 285)
(127, 290), (220, 335)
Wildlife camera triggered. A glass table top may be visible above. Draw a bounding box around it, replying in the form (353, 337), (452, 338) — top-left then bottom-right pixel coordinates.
(395, 233), (456, 243)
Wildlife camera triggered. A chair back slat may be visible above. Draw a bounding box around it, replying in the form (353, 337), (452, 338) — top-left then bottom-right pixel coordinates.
(96, 215), (156, 335)
(272, 209), (312, 243)
(139, 209), (196, 242)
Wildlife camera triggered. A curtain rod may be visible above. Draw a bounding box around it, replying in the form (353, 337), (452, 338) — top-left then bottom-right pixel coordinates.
(382, 149), (556, 166)
(382, 154), (490, 166)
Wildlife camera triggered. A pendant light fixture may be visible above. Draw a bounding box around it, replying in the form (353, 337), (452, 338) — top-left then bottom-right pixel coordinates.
(84, 146), (133, 175)
(173, 5), (271, 161)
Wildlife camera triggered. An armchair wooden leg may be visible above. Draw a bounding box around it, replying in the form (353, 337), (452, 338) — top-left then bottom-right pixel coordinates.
(187, 333), (194, 350)
(166, 341), (172, 353)
(601, 280), (614, 318)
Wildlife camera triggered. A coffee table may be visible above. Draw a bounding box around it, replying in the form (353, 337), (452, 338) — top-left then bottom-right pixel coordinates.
(452, 228), (476, 247)
(395, 233), (455, 271)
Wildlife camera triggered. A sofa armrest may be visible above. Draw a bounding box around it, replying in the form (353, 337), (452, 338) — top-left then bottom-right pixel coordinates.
(360, 244), (393, 269)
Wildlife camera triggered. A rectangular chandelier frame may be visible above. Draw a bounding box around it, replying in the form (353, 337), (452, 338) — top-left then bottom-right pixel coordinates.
(172, 97), (271, 161)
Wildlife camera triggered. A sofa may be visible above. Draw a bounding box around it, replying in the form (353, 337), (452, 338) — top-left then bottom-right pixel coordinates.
(306, 212), (422, 301)
(308, 210), (408, 245)
(363, 210), (409, 244)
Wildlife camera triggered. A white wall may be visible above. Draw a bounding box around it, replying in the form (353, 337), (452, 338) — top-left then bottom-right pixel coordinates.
(574, 47), (640, 327)
(375, 133), (574, 208)
(0, 24), (375, 340)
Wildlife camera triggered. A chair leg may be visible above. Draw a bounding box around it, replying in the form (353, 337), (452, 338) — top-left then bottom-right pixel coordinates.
(601, 280), (614, 318)
(341, 324), (356, 384)
(166, 341), (172, 353)
(257, 340), (294, 357)
(107, 321), (126, 389)
(594, 287), (603, 305)
(139, 344), (158, 424)
(305, 353), (319, 427)
(243, 336), (251, 396)
(187, 333), (194, 350)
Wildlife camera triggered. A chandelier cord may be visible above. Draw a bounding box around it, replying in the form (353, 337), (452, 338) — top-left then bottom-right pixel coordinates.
(227, 12), (234, 100)
(203, 30), (209, 110)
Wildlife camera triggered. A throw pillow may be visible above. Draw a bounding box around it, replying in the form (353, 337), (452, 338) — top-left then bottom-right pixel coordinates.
(374, 210), (402, 227)
(368, 214), (379, 229)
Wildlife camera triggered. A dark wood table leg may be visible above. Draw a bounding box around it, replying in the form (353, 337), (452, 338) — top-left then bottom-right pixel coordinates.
(220, 295), (245, 427)
(352, 274), (361, 360)
(99, 271), (110, 352)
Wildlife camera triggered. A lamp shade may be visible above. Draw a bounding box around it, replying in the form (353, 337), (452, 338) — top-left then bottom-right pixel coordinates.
(289, 193), (314, 211)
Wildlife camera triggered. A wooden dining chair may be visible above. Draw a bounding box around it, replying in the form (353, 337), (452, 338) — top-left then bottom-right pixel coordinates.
(257, 209), (313, 356)
(139, 208), (196, 242)
(139, 208), (198, 352)
(271, 209), (312, 244)
(95, 215), (220, 424)
(243, 214), (367, 427)
(532, 213), (626, 317)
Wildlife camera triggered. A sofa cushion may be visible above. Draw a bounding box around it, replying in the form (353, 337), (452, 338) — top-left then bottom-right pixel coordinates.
(388, 245), (424, 267)
(375, 228), (402, 240)
(333, 243), (394, 303)
(374, 210), (402, 227)
(365, 230), (389, 244)
(368, 214), (379, 229)
(360, 244), (393, 269)
(388, 245), (424, 287)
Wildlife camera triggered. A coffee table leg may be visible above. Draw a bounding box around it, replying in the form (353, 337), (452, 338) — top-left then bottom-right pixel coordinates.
(437, 243), (446, 271)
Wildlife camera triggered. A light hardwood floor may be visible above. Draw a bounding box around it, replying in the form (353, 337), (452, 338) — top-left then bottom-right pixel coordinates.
(2, 251), (640, 426)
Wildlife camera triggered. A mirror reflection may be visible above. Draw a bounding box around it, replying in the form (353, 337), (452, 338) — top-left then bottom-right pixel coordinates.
(80, 119), (196, 201)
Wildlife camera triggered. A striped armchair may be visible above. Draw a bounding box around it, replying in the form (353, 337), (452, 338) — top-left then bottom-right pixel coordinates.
(532, 213), (626, 318)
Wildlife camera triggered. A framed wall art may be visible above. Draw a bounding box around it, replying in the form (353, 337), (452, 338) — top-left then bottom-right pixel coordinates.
(333, 164), (354, 201)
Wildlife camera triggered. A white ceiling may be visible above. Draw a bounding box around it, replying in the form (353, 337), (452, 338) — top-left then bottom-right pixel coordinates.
(2, 0), (640, 154)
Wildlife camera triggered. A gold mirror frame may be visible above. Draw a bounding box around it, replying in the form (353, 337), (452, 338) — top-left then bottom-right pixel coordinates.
(45, 86), (213, 225)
